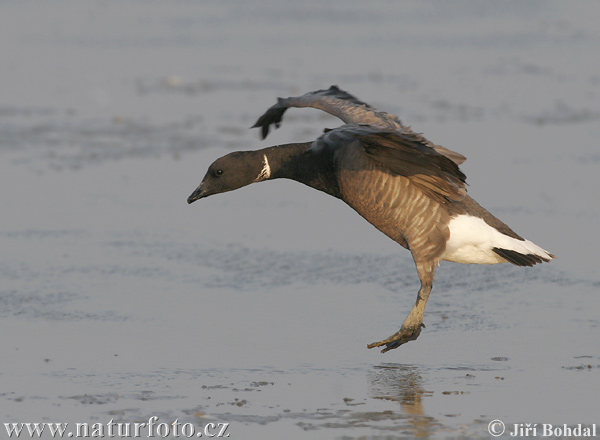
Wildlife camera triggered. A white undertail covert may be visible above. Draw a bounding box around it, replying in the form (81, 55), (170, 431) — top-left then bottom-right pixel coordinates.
(443, 214), (553, 264)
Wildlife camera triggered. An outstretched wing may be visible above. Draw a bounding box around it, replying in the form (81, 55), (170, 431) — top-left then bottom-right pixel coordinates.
(252, 85), (402, 138)
(314, 124), (467, 204)
(252, 85), (466, 165)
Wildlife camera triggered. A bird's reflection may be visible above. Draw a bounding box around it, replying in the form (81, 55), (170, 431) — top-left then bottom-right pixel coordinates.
(368, 363), (438, 438)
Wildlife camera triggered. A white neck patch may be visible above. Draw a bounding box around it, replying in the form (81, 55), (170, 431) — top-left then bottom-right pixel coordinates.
(255, 154), (271, 181)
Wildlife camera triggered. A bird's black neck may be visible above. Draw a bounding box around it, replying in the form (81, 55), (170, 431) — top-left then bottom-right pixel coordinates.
(260, 142), (341, 198)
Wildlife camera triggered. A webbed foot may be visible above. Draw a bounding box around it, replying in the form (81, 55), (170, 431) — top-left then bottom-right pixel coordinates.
(367, 323), (425, 353)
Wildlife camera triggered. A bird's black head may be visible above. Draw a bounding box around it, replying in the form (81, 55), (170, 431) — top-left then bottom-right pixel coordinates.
(187, 151), (271, 204)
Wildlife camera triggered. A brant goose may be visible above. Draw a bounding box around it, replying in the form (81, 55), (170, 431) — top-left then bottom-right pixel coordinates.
(188, 86), (555, 353)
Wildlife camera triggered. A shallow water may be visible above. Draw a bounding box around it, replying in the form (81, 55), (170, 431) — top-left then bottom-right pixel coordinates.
(1, 1), (599, 439)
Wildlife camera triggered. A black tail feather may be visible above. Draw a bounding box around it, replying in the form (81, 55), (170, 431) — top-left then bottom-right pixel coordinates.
(492, 247), (551, 267)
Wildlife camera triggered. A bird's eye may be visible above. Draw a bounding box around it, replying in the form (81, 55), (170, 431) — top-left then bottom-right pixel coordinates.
(215, 169), (223, 176)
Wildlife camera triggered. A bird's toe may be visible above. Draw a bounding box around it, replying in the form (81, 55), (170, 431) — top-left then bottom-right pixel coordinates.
(367, 323), (424, 353)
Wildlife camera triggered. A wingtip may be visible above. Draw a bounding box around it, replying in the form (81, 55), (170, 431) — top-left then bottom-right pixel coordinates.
(250, 118), (270, 139)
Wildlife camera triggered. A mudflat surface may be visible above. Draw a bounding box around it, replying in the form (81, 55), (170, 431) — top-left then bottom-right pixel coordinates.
(1, 2), (599, 439)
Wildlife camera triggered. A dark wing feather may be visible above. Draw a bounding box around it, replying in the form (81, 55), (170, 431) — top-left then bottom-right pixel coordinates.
(252, 86), (467, 166)
(317, 85), (373, 107)
(251, 85), (374, 139)
(359, 130), (467, 203)
(316, 125), (467, 204)
(252, 97), (287, 139)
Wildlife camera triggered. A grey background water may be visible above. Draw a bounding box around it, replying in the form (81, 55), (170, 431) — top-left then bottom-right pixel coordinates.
(1, 1), (599, 439)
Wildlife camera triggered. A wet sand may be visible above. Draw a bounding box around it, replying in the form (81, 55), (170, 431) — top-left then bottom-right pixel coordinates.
(1, 2), (599, 438)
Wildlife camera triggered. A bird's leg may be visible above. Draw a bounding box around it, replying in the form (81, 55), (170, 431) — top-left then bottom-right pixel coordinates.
(368, 263), (434, 353)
